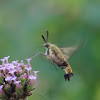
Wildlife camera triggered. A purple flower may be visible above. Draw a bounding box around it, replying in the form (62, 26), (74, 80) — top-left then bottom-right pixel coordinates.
(21, 60), (24, 66)
(3, 82), (5, 86)
(8, 69), (16, 75)
(7, 64), (16, 71)
(0, 67), (7, 76)
(25, 58), (32, 68)
(0, 59), (5, 66)
(14, 81), (21, 88)
(25, 67), (32, 71)
(12, 60), (18, 66)
(33, 77), (37, 85)
(11, 76), (17, 81)
(33, 71), (39, 77)
(16, 64), (21, 74)
(0, 56), (39, 99)
(5, 76), (12, 81)
(29, 75), (37, 85)
(5, 76), (12, 84)
(25, 67), (32, 78)
(0, 85), (4, 94)
(3, 56), (10, 64)
(20, 73), (27, 79)
(0, 65), (2, 68)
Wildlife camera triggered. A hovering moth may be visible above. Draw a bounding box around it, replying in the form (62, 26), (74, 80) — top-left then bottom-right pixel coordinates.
(32, 31), (83, 81)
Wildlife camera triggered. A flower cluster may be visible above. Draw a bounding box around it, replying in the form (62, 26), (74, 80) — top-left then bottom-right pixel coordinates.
(0, 56), (39, 100)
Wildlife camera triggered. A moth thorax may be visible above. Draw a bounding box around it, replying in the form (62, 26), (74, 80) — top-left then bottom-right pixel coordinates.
(45, 48), (49, 55)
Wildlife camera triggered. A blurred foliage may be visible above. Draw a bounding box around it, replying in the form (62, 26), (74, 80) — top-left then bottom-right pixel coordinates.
(0, 0), (100, 100)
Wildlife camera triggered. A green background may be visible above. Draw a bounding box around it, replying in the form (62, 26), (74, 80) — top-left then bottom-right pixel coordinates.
(0, 0), (100, 100)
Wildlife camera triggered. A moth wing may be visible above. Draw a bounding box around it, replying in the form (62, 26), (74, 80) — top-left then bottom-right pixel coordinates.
(60, 44), (83, 60)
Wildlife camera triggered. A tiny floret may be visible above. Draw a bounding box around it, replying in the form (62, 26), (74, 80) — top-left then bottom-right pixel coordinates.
(29, 75), (37, 80)
(33, 71), (39, 77)
(25, 67), (32, 71)
(3, 56), (10, 64)
(5, 76), (12, 81)
(25, 58), (32, 68)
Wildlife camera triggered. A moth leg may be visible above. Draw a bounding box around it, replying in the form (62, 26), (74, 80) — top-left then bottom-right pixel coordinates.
(53, 63), (58, 71)
(49, 60), (58, 71)
(30, 52), (46, 59)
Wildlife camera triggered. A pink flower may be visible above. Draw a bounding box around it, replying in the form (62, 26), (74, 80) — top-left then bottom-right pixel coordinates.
(12, 60), (18, 66)
(14, 81), (21, 88)
(33, 77), (37, 85)
(8, 64), (16, 70)
(20, 73), (27, 79)
(8, 69), (16, 75)
(0, 85), (4, 94)
(25, 58), (32, 68)
(16, 64), (21, 74)
(21, 60), (24, 66)
(0, 59), (5, 66)
(0, 67), (7, 76)
(5, 76), (12, 81)
(23, 73), (27, 79)
(33, 71), (39, 77)
(29, 75), (37, 85)
(25, 67), (32, 78)
(3, 56), (10, 64)
(0, 56), (39, 99)
(25, 67), (32, 71)
(11, 76), (17, 81)
(5, 76), (12, 84)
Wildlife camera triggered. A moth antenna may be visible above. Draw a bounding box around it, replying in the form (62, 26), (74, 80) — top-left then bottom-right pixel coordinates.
(47, 30), (49, 42)
(42, 35), (47, 43)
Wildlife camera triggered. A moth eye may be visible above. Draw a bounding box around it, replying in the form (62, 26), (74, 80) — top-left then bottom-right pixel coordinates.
(45, 44), (49, 48)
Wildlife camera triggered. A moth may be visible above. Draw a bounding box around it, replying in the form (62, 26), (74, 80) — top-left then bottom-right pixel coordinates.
(32, 31), (83, 81)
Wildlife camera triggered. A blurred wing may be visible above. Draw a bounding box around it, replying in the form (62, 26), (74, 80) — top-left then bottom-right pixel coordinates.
(60, 44), (82, 60)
